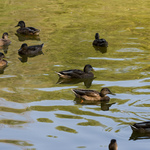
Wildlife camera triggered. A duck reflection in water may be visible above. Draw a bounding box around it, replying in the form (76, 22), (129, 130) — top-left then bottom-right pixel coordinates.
(56, 77), (96, 88)
(15, 33), (40, 41)
(0, 52), (8, 74)
(129, 121), (150, 140)
(93, 45), (107, 53)
(74, 97), (115, 111)
(18, 43), (44, 63)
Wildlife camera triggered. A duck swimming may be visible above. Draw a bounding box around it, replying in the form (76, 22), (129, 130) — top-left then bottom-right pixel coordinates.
(130, 121), (150, 133)
(0, 52), (8, 69)
(56, 64), (94, 79)
(109, 139), (118, 150)
(15, 21), (40, 35)
(93, 33), (108, 47)
(71, 87), (115, 101)
(0, 32), (11, 46)
(18, 43), (44, 57)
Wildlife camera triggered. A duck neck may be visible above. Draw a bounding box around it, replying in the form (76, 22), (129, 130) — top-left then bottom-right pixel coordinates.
(100, 93), (105, 97)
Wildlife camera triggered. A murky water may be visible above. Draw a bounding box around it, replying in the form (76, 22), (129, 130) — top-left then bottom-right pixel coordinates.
(0, 0), (150, 149)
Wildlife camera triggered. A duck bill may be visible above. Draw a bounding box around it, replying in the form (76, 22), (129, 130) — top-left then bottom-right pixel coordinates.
(18, 48), (22, 52)
(15, 24), (19, 27)
(110, 92), (116, 95)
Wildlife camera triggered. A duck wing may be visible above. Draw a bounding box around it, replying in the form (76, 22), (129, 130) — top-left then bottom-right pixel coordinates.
(58, 69), (84, 78)
(25, 44), (44, 57)
(17, 27), (40, 35)
(27, 27), (40, 34)
(133, 121), (150, 128)
(72, 89), (99, 97)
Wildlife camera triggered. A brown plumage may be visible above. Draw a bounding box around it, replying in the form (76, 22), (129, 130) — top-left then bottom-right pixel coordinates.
(109, 139), (118, 150)
(0, 32), (11, 46)
(71, 87), (115, 101)
(15, 21), (40, 35)
(18, 43), (44, 57)
(0, 52), (8, 69)
(93, 33), (108, 47)
(56, 64), (94, 79)
(130, 121), (150, 133)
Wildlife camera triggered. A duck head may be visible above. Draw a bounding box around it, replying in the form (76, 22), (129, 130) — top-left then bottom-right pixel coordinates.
(100, 88), (115, 97)
(109, 139), (118, 150)
(2, 32), (9, 40)
(15, 21), (26, 28)
(95, 33), (100, 40)
(0, 52), (5, 59)
(83, 64), (94, 73)
(18, 43), (28, 52)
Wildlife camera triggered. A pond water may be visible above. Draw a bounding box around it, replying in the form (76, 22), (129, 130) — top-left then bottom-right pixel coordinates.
(0, 0), (150, 149)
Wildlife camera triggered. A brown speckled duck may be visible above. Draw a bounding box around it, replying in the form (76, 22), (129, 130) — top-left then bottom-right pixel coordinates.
(15, 21), (40, 35)
(18, 43), (44, 57)
(109, 139), (118, 150)
(0, 52), (8, 68)
(93, 33), (108, 47)
(130, 121), (150, 133)
(71, 87), (115, 101)
(0, 32), (11, 46)
(56, 64), (94, 79)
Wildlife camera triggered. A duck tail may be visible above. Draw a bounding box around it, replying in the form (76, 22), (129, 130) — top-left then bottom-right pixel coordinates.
(130, 125), (138, 131)
(55, 71), (63, 77)
(41, 43), (44, 47)
(71, 89), (78, 95)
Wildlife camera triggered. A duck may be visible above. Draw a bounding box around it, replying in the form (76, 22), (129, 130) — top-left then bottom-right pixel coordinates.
(130, 121), (150, 133)
(15, 21), (40, 35)
(109, 139), (118, 150)
(0, 32), (11, 46)
(93, 33), (108, 47)
(18, 43), (44, 57)
(0, 52), (8, 68)
(56, 64), (94, 79)
(71, 87), (115, 101)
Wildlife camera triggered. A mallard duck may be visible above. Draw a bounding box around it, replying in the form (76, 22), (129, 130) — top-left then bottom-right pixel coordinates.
(130, 121), (150, 133)
(15, 21), (40, 35)
(0, 32), (11, 46)
(93, 33), (108, 47)
(18, 43), (44, 57)
(109, 139), (118, 150)
(0, 52), (8, 68)
(71, 87), (115, 101)
(56, 64), (94, 79)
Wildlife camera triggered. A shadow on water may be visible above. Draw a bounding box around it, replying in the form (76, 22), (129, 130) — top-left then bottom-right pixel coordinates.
(0, 45), (10, 54)
(129, 131), (150, 140)
(18, 50), (44, 63)
(74, 97), (116, 111)
(15, 33), (40, 41)
(0, 66), (7, 74)
(56, 77), (96, 88)
(93, 45), (107, 53)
